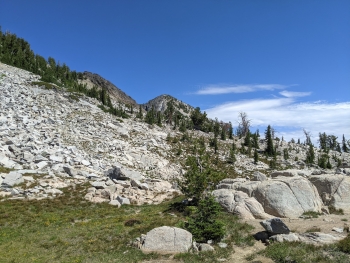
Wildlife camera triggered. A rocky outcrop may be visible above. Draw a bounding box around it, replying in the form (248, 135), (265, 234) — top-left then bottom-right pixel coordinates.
(260, 218), (290, 235)
(212, 189), (271, 220)
(142, 94), (193, 117)
(309, 174), (350, 211)
(253, 176), (323, 218)
(78, 71), (137, 106)
(215, 176), (323, 219)
(141, 226), (192, 253)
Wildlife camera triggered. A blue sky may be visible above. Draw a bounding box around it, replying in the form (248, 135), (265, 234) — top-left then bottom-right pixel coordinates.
(1, 1), (349, 143)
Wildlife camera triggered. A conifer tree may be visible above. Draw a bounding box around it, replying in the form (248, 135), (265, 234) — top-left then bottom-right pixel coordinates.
(265, 125), (274, 156)
(220, 126), (226, 140)
(342, 134), (349, 153)
(305, 144), (315, 164)
(228, 122), (233, 139)
(254, 149), (259, 164)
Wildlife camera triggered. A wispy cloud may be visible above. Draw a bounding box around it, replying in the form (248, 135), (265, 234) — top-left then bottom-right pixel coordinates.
(205, 98), (350, 143)
(195, 84), (287, 95)
(279, 90), (311, 98)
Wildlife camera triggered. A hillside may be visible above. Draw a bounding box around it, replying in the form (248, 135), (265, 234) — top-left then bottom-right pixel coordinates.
(78, 71), (137, 106)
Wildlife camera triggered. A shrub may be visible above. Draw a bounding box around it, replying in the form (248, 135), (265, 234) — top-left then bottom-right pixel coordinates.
(186, 195), (225, 243)
(302, 211), (322, 218)
(337, 234), (350, 253)
(329, 205), (344, 215)
(124, 219), (142, 227)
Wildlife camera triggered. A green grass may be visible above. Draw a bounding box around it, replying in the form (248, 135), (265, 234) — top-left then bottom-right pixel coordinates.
(260, 242), (350, 263)
(329, 205), (344, 215)
(0, 184), (254, 263)
(302, 211), (322, 218)
(0, 166), (13, 173)
(31, 81), (58, 90)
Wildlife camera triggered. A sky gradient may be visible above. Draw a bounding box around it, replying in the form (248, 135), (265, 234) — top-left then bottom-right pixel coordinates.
(1, 1), (349, 143)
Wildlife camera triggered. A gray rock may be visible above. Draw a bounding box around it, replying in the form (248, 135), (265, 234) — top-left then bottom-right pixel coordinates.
(332, 227), (344, 233)
(49, 155), (63, 163)
(36, 161), (48, 170)
(63, 166), (77, 177)
(299, 232), (343, 244)
(253, 176), (323, 218)
(217, 242), (227, 248)
(142, 226), (192, 253)
(309, 174), (350, 211)
(109, 200), (121, 207)
(91, 181), (106, 189)
(116, 195), (130, 205)
(252, 171), (267, 181)
(260, 218), (290, 235)
(2, 171), (24, 187)
(269, 233), (300, 242)
(198, 243), (215, 251)
(212, 189), (271, 219)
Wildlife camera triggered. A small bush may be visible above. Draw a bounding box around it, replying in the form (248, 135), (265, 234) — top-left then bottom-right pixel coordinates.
(124, 219), (142, 227)
(31, 81), (57, 90)
(302, 211), (322, 218)
(186, 195), (225, 243)
(337, 234), (350, 253)
(329, 205), (344, 215)
(0, 166), (13, 173)
(305, 226), (321, 233)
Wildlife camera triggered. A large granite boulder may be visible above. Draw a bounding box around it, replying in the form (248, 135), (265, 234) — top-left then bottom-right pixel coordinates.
(252, 176), (323, 218)
(309, 174), (350, 211)
(212, 189), (271, 219)
(260, 218), (290, 235)
(142, 226), (192, 253)
(2, 171), (24, 187)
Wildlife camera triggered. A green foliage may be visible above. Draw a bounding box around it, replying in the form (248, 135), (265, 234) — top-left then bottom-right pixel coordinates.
(227, 148), (236, 164)
(265, 125), (274, 156)
(228, 122), (233, 139)
(302, 211), (322, 218)
(220, 125), (226, 140)
(177, 155), (225, 203)
(306, 144), (315, 164)
(31, 81), (57, 90)
(342, 134), (349, 153)
(318, 154), (330, 169)
(329, 205), (344, 215)
(209, 135), (218, 154)
(190, 107), (207, 131)
(186, 195), (225, 243)
(0, 166), (13, 173)
(262, 241), (350, 263)
(337, 234), (350, 253)
(283, 148), (289, 160)
(0, 184), (189, 263)
(254, 149), (259, 164)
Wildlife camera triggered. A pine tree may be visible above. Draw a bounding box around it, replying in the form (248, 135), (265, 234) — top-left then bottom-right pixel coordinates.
(254, 149), (259, 164)
(265, 125), (274, 156)
(342, 134), (349, 153)
(228, 122), (233, 139)
(244, 131), (251, 146)
(305, 144), (315, 164)
(220, 126), (226, 140)
(283, 148), (289, 160)
(227, 148), (236, 164)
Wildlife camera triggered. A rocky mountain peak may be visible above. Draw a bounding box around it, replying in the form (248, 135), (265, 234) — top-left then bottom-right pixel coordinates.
(78, 71), (137, 106)
(142, 94), (193, 117)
